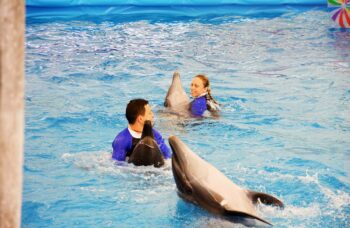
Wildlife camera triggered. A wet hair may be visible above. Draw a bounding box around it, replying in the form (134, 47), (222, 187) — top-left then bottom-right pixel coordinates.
(125, 99), (149, 124)
(194, 74), (218, 105)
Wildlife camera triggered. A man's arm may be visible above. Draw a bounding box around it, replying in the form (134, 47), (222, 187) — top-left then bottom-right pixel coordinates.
(112, 130), (131, 161)
(153, 129), (172, 159)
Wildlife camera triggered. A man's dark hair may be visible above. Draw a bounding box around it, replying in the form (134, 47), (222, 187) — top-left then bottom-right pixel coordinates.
(125, 99), (149, 124)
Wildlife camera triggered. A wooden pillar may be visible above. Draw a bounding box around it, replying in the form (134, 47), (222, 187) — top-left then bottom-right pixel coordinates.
(0, 0), (25, 227)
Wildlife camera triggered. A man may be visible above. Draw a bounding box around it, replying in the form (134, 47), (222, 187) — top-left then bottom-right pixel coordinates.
(112, 99), (171, 161)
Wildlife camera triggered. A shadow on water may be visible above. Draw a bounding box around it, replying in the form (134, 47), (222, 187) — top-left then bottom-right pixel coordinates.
(328, 28), (350, 60)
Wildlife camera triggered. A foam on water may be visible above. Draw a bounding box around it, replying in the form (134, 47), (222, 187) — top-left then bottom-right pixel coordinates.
(24, 10), (350, 227)
(61, 151), (173, 178)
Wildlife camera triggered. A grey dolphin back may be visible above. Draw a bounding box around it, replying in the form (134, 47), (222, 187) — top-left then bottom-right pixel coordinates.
(128, 121), (164, 167)
(171, 150), (193, 197)
(128, 137), (164, 167)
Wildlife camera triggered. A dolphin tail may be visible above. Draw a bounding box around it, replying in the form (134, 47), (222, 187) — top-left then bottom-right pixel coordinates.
(225, 210), (273, 226)
(208, 189), (273, 226)
(248, 191), (284, 208)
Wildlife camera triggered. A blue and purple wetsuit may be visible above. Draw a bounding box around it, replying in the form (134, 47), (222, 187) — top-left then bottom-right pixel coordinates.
(112, 127), (171, 161)
(190, 94), (220, 117)
(190, 95), (208, 117)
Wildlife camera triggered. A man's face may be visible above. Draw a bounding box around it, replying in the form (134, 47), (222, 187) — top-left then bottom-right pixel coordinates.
(142, 104), (154, 125)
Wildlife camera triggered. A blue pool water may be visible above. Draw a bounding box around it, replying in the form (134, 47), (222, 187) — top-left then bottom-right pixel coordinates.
(24, 10), (350, 227)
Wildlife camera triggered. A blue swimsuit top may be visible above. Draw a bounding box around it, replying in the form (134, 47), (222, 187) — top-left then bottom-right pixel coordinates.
(190, 95), (207, 117)
(190, 94), (220, 117)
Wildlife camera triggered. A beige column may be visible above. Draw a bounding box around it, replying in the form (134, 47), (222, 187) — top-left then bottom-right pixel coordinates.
(0, 0), (25, 227)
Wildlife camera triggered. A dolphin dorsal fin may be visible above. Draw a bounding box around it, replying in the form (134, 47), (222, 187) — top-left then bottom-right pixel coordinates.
(141, 120), (154, 139)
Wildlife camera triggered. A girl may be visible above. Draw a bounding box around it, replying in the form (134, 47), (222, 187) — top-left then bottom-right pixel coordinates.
(190, 74), (220, 117)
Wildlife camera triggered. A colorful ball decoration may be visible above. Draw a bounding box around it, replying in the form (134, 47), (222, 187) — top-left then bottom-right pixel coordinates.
(328, 0), (350, 28)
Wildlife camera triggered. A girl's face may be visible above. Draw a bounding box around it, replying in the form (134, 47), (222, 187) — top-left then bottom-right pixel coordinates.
(190, 77), (207, 98)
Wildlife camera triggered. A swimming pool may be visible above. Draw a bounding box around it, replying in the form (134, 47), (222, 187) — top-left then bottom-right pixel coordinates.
(24, 4), (350, 228)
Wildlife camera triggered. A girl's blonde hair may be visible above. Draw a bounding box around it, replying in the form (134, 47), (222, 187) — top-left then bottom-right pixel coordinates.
(194, 74), (218, 105)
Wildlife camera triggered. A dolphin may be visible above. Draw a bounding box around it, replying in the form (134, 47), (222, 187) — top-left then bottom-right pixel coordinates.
(128, 121), (165, 168)
(168, 136), (284, 226)
(164, 71), (191, 116)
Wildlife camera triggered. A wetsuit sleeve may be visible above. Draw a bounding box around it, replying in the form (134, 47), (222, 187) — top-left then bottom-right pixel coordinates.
(112, 129), (132, 161)
(190, 97), (207, 117)
(153, 129), (172, 159)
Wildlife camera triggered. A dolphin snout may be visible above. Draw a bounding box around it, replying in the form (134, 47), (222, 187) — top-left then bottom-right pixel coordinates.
(173, 70), (180, 78)
(168, 136), (182, 153)
(168, 136), (178, 153)
(168, 136), (189, 167)
(168, 135), (177, 143)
